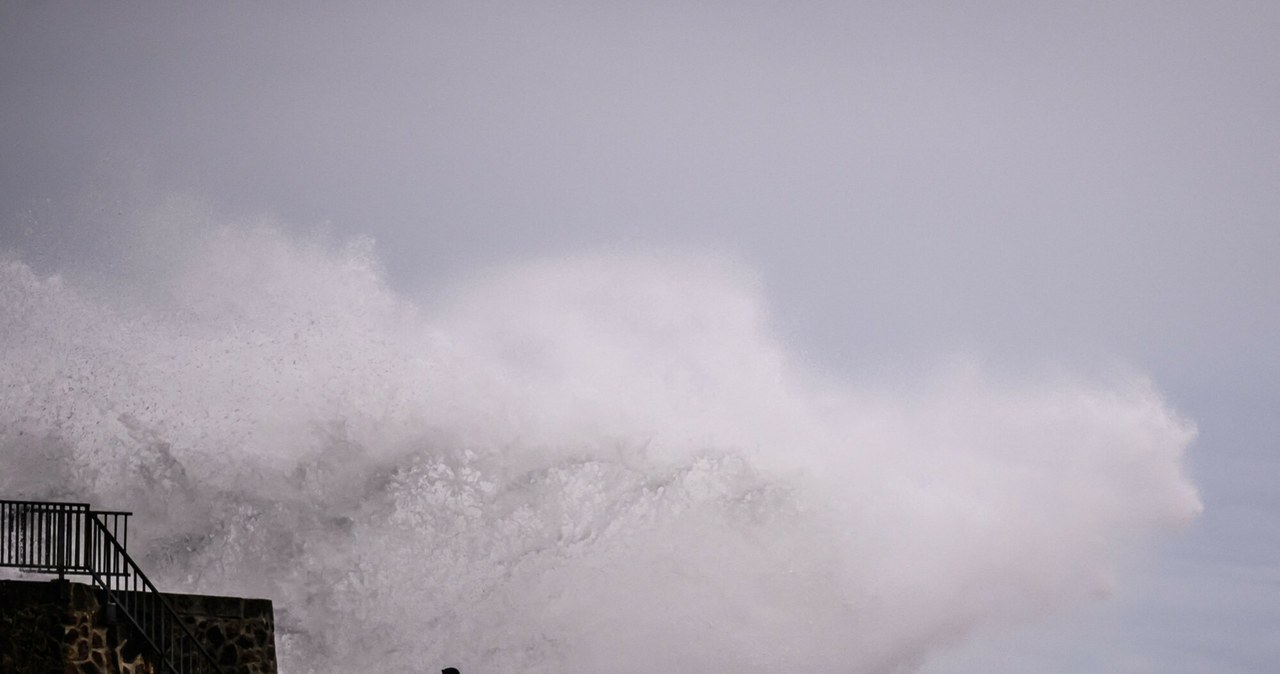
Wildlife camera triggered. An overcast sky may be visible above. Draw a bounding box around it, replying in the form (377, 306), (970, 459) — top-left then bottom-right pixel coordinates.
(2, 2), (1278, 672)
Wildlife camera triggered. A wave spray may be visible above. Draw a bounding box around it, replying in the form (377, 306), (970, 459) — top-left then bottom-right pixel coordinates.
(0, 215), (1200, 673)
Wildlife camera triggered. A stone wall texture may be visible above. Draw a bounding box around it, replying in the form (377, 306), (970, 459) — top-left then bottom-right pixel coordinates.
(0, 580), (276, 674)
(166, 592), (276, 674)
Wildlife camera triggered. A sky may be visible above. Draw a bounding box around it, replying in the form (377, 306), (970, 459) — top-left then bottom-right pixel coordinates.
(1, 2), (1277, 672)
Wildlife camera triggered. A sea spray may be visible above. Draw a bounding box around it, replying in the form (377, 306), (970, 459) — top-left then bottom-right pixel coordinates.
(0, 219), (1200, 673)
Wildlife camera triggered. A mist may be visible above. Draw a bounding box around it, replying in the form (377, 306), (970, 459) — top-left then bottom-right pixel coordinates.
(1, 216), (1200, 672)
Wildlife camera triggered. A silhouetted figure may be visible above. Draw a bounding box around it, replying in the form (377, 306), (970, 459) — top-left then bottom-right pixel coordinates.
(443, 669), (460, 674)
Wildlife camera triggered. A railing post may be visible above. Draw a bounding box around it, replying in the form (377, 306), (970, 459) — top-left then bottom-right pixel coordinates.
(56, 506), (66, 580)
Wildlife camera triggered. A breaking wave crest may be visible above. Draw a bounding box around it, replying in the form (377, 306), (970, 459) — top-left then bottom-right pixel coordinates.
(0, 217), (1200, 672)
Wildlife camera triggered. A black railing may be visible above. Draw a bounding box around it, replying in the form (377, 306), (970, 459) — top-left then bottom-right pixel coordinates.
(0, 499), (225, 674)
(0, 500), (93, 577)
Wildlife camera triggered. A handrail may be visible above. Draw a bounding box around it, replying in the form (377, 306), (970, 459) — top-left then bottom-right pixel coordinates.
(0, 499), (226, 674)
(86, 513), (226, 674)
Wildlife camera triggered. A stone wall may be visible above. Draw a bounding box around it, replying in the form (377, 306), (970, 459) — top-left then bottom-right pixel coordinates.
(166, 592), (276, 674)
(0, 579), (275, 674)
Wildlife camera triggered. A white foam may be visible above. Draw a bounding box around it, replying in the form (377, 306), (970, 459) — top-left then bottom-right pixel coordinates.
(0, 218), (1200, 673)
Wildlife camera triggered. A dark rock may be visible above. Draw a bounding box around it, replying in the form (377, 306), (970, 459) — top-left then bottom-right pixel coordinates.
(205, 624), (225, 648)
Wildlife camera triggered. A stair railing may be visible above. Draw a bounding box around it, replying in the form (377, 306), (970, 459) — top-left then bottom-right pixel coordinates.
(0, 499), (226, 674)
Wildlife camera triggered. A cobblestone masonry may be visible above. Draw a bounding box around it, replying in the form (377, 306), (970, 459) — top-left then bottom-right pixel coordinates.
(0, 580), (275, 674)
(166, 592), (276, 674)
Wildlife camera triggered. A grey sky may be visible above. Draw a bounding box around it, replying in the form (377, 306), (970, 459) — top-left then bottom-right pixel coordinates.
(4, 2), (1277, 379)
(2, 1), (1278, 671)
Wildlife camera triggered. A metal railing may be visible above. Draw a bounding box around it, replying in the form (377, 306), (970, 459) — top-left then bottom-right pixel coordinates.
(0, 500), (97, 577)
(0, 499), (225, 674)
